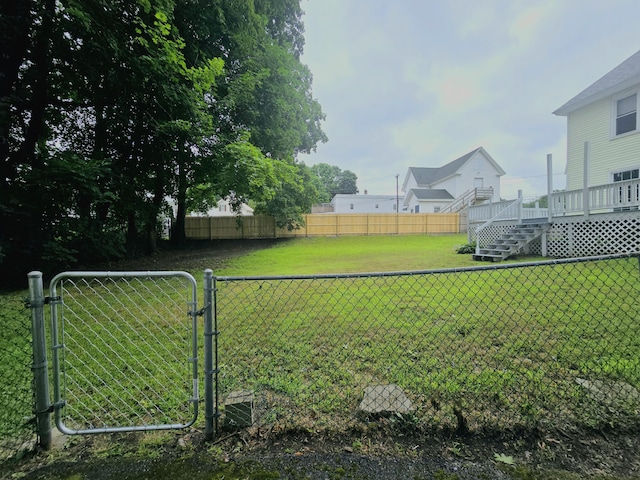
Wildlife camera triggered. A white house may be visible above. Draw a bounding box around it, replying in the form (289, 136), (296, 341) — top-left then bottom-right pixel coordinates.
(553, 49), (640, 191)
(189, 198), (254, 217)
(402, 147), (504, 213)
(330, 194), (399, 213)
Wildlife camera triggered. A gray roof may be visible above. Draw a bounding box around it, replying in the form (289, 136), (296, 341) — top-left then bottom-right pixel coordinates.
(409, 188), (454, 200)
(406, 147), (504, 188)
(407, 150), (476, 186)
(554, 49), (640, 116)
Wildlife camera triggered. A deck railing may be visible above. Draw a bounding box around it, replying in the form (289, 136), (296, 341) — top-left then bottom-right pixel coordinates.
(550, 179), (640, 215)
(469, 201), (548, 223)
(441, 187), (494, 213)
(470, 179), (640, 226)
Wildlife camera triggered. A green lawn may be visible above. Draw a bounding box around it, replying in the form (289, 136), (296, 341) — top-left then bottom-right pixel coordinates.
(2, 234), (639, 444)
(215, 234), (535, 276)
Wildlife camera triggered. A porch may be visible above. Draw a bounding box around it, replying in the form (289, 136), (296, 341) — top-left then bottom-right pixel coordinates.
(468, 176), (640, 260)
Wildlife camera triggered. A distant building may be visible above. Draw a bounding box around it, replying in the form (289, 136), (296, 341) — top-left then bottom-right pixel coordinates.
(189, 198), (254, 217)
(402, 147), (503, 213)
(330, 194), (400, 214)
(309, 147), (503, 215)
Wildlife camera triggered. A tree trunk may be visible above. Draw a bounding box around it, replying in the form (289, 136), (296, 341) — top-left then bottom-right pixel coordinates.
(172, 156), (188, 244)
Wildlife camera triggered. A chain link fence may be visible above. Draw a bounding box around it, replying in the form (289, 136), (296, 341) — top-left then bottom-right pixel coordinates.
(2, 255), (639, 461)
(48, 272), (199, 434)
(0, 292), (36, 463)
(215, 254), (640, 434)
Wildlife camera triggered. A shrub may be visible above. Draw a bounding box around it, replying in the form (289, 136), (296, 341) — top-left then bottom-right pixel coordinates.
(455, 241), (476, 254)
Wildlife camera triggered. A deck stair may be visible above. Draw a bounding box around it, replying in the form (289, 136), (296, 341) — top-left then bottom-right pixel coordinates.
(441, 187), (493, 213)
(473, 221), (551, 262)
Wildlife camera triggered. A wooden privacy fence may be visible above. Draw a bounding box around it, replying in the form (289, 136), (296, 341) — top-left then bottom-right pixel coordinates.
(185, 213), (460, 240)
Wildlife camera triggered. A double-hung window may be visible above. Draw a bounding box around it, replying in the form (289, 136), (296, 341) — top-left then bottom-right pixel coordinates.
(615, 94), (637, 136)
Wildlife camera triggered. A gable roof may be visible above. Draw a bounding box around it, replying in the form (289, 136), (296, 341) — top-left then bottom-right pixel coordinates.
(409, 188), (454, 200)
(403, 146), (505, 191)
(554, 49), (640, 116)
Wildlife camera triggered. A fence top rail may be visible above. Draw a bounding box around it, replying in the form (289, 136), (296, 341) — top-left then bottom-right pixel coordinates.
(50, 270), (197, 284)
(215, 252), (639, 282)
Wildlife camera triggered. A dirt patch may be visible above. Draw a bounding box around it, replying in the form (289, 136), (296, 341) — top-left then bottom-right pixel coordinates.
(5, 424), (640, 479)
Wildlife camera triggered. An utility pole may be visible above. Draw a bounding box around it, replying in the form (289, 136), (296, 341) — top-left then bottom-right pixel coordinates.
(395, 174), (399, 213)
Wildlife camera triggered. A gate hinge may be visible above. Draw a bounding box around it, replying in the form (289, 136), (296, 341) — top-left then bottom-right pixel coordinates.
(24, 296), (61, 309)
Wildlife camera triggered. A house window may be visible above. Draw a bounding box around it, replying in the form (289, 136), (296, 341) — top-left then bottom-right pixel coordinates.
(615, 94), (637, 136)
(375, 204), (379, 209)
(434, 206), (441, 213)
(613, 168), (639, 182)
(350, 204), (354, 210)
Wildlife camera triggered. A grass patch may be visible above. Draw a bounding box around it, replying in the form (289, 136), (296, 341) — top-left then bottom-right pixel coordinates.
(215, 234), (530, 276)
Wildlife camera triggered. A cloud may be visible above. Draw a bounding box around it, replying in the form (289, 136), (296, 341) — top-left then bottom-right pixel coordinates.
(300, 0), (640, 200)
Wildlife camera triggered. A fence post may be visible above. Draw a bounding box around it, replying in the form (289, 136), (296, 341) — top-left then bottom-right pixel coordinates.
(203, 269), (216, 440)
(28, 271), (52, 450)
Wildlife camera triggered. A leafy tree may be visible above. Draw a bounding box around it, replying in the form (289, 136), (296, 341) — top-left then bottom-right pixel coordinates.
(254, 162), (320, 230)
(0, 0), (326, 285)
(309, 163), (359, 202)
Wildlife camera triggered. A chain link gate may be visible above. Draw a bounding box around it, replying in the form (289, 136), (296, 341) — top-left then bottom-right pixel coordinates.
(47, 271), (200, 434)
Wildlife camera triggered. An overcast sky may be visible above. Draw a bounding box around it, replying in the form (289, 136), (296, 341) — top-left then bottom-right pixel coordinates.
(298, 0), (640, 200)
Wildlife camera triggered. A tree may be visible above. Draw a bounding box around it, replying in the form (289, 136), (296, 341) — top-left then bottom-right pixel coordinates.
(0, 0), (326, 285)
(254, 162), (321, 229)
(309, 163), (359, 202)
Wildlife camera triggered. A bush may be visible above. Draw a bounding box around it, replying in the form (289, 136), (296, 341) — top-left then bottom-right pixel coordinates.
(455, 241), (476, 254)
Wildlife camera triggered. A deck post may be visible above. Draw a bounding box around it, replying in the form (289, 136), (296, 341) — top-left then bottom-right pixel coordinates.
(517, 190), (523, 223)
(583, 142), (590, 219)
(547, 154), (553, 223)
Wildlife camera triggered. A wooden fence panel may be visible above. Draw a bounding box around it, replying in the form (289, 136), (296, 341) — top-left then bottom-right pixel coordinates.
(185, 213), (459, 240)
(304, 214), (338, 236)
(338, 214), (368, 235)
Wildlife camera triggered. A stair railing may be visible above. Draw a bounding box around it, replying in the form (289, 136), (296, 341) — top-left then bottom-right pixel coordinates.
(475, 193), (523, 255)
(442, 187), (494, 213)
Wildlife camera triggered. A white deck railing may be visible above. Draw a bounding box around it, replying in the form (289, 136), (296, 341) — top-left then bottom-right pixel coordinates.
(550, 179), (640, 215)
(441, 187), (494, 213)
(470, 179), (640, 226)
(469, 201), (548, 223)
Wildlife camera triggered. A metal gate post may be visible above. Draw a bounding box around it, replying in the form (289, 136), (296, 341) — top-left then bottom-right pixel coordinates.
(27, 271), (52, 450)
(203, 269), (215, 440)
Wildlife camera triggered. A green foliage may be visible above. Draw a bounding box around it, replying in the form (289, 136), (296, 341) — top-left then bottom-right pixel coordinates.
(455, 241), (476, 254)
(0, 0), (326, 281)
(254, 162), (321, 229)
(494, 453), (516, 465)
(310, 163), (359, 202)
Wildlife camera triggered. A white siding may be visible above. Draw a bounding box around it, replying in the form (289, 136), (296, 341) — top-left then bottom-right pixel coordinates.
(404, 191), (451, 213)
(566, 88), (640, 190)
(430, 151), (502, 199)
(331, 194), (399, 213)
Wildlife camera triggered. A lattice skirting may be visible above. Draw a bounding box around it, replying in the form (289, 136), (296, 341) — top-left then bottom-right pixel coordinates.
(468, 212), (640, 258)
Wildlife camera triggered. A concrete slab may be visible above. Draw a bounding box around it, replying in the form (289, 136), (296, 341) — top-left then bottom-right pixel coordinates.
(359, 384), (413, 414)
